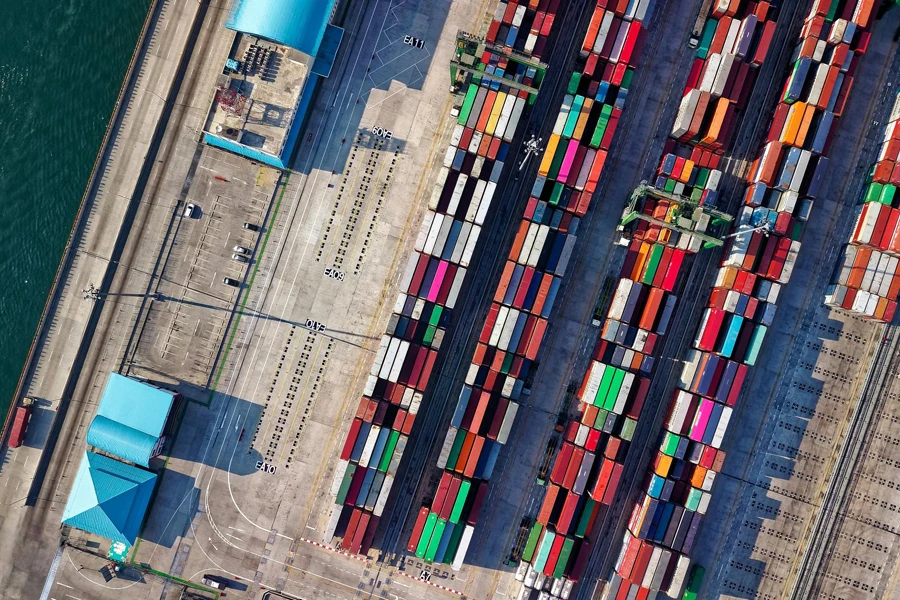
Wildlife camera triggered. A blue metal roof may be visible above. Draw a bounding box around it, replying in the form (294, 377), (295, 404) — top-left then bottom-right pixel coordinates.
(87, 374), (176, 466)
(226, 0), (338, 57)
(62, 452), (157, 545)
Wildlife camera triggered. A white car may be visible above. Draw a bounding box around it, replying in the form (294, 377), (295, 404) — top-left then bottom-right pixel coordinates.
(183, 203), (196, 218)
(233, 245), (250, 255)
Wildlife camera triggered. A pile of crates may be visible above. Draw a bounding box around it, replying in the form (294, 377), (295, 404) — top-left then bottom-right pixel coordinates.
(326, 0), (553, 555)
(826, 93), (900, 320)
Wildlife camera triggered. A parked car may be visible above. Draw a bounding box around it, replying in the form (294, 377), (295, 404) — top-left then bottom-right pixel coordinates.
(223, 277), (240, 287)
(183, 203), (196, 218)
(243, 222), (260, 232)
(232, 253), (249, 263)
(233, 245), (250, 255)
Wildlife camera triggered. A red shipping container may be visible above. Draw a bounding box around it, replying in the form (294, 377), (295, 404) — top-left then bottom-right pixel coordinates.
(557, 490), (580, 535)
(602, 463), (624, 505)
(563, 447), (585, 489)
(407, 506), (430, 552)
(551, 443), (575, 485)
(726, 364), (749, 406)
(538, 484), (561, 525)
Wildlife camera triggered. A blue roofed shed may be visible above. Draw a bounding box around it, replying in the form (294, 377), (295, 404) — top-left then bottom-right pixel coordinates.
(226, 0), (338, 58)
(86, 374), (176, 467)
(62, 451), (157, 545)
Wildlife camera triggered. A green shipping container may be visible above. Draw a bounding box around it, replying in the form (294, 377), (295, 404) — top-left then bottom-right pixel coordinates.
(335, 464), (357, 504)
(685, 489), (703, 511)
(593, 408), (609, 429)
(458, 84), (478, 125)
(695, 167), (710, 189)
(501, 352), (514, 374)
(533, 530), (556, 573)
(575, 499), (596, 537)
(661, 431), (680, 456)
(446, 429), (466, 471)
(550, 181), (565, 206)
(881, 184), (897, 206)
(641, 246), (664, 285)
(563, 96), (584, 139)
(553, 538), (575, 579)
(590, 117), (608, 148)
(696, 18), (717, 59)
(567, 72), (581, 95)
(416, 513), (438, 558)
(443, 521), (466, 564)
(745, 324), (767, 366)
(664, 177), (677, 193)
(425, 519), (448, 562)
(595, 367), (615, 407)
(548, 137), (569, 180)
(866, 182), (884, 203)
(429, 306), (443, 327)
(378, 431), (400, 472)
(620, 68), (635, 90)
(450, 481), (471, 524)
(604, 369), (626, 411)
(522, 522), (543, 563)
(825, 0), (840, 22)
(423, 324), (437, 346)
(690, 187), (703, 203)
(620, 418), (636, 441)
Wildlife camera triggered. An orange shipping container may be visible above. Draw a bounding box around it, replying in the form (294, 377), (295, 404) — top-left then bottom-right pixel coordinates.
(456, 431), (476, 473)
(780, 102), (806, 146)
(795, 103), (818, 148)
(710, 17), (732, 55)
(848, 247), (872, 289)
(494, 261), (515, 302)
(686, 92), (712, 139)
(464, 436), (485, 478)
(538, 484), (560, 525)
(701, 98), (732, 145)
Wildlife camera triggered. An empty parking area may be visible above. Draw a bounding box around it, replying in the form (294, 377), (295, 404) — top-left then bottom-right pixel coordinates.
(128, 147), (277, 390)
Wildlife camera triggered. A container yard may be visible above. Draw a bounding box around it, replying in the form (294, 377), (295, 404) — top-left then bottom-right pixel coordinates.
(327, 0), (560, 556)
(7, 0), (900, 599)
(408, 0), (656, 578)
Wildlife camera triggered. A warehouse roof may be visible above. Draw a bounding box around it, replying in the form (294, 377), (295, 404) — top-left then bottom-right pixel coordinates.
(86, 374), (176, 466)
(61, 452), (157, 545)
(225, 0), (338, 57)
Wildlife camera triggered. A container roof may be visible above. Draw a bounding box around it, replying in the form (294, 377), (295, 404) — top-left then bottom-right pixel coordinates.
(225, 0), (338, 57)
(61, 452), (156, 545)
(86, 374), (176, 466)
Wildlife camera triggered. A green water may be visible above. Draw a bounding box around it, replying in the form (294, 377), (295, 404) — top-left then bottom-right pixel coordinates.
(0, 0), (151, 416)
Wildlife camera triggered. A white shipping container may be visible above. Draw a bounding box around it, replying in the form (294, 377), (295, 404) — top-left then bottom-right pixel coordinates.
(515, 561), (529, 582)
(378, 337), (401, 379)
(553, 95), (574, 136)
(777, 190), (799, 214)
(448, 174), (468, 216)
(490, 306), (511, 346)
(651, 550), (673, 591)
(504, 97), (527, 143)
(519, 222), (540, 264)
(437, 427), (457, 469)
(699, 54), (722, 93)
(614, 373), (635, 415)
(524, 564), (538, 589)
(446, 266), (467, 310)
(443, 145), (457, 169)
(672, 89), (702, 138)
(324, 506), (343, 543)
(701, 469), (717, 491)
(468, 130), (483, 154)
(452, 526), (475, 571)
(527, 225), (550, 267)
(706, 169), (722, 191)
(388, 340), (409, 382)
(502, 374), (516, 398)
(711, 405), (733, 448)
(499, 308), (521, 351)
(679, 349), (702, 389)
(561, 578), (574, 600)
(331, 459), (349, 496)
(497, 401), (519, 444)
(450, 123), (464, 147)
(667, 390), (694, 433)
(724, 290), (740, 313)
(575, 423), (590, 447)
(399, 251), (419, 293)
(465, 362), (478, 386)
(363, 374), (378, 396)
(593, 11), (616, 54)
(465, 180), (488, 223)
(412, 298), (425, 320)
(698, 491), (712, 514)
(416, 211), (436, 252)
(512, 4), (526, 27)
(494, 93), (518, 140)
(401, 387), (414, 409)
(476, 182), (497, 225)
(723, 18), (741, 55)
(582, 361), (606, 403)
(807, 63), (829, 107)
(358, 425), (381, 468)
(666, 556), (691, 598)
(451, 222), (473, 264)
(779, 240), (802, 284)
(373, 475), (394, 516)
(371, 335), (391, 377)
(429, 168), (449, 210)
(609, 278), (633, 321)
(460, 225), (481, 267)
(431, 213), (454, 257)
(711, 53), (735, 97)
(789, 150), (812, 193)
(642, 547), (663, 589)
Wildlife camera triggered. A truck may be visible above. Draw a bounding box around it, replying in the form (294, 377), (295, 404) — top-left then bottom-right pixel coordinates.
(8, 397), (34, 448)
(688, 0), (715, 48)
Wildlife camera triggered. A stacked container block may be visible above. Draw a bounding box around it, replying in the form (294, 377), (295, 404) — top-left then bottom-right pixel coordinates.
(606, 0), (876, 597)
(486, 0), (562, 59)
(410, 0), (655, 575)
(517, 0), (793, 595)
(328, 0), (559, 555)
(825, 93), (900, 320)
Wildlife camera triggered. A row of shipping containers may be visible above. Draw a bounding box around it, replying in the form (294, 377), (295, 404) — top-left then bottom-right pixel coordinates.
(606, 0), (878, 597)
(326, 0), (561, 554)
(409, 0), (656, 583)
(517, 0), (795, 596)
(825, 92), (900, 320)
(486, 0), (561, 58)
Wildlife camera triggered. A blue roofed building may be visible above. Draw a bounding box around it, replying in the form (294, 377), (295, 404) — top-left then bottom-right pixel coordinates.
(61, 451), (157, 546)
(86, 373), (177, 467)
(203, 0), (343, 168)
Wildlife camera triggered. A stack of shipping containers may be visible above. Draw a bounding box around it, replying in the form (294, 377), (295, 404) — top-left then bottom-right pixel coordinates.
(407, 0), (656, 579)
(516, 0), (789, 597)
(605, 0), (877, 598)
(328, 0), (560, 555)
(825, 92), (900, 321)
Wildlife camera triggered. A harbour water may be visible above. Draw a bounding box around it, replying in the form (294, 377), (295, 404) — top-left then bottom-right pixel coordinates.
(0, 0), (150, 416)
